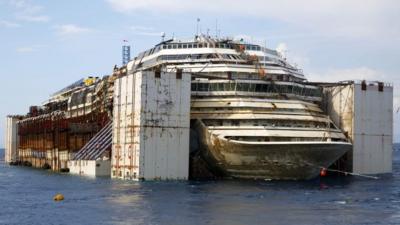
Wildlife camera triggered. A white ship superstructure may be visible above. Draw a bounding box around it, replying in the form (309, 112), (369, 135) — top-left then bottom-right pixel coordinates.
(125, 35), (351, 179)
(128, 36), (304, 81)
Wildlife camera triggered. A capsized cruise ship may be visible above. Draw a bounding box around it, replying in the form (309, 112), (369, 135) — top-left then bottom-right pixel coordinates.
(124, 35), (352, 180)
(10, 34), (351, 180)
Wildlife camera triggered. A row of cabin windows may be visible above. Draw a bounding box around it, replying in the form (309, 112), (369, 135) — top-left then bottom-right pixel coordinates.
(138, 43), (278, 59)
(194, 107), (312, 114)
(225, 136), (338, 142)
(191, 82), (322, 97)
(163, 43), (234, 49)
(162, 43), (263, 51)
(204, 119), (334, 129)
(159, 54), (293, 72)
(158, 54), (244, 61)
(157, 54), (288, 68)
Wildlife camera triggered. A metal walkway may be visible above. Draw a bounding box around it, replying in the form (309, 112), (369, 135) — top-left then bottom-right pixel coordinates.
(73, 121), (112, 160)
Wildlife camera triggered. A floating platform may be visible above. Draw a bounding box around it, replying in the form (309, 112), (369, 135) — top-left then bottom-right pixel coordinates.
(321, 81), (393, 175)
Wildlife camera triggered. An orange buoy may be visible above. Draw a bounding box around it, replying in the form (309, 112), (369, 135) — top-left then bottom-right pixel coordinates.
(53, 193), (64, 201)
(320, 168), (327, 177)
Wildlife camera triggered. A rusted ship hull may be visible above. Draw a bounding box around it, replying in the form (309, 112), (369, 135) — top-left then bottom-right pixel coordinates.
(16, 111), (110, 171)
(195, 120), (351, 180)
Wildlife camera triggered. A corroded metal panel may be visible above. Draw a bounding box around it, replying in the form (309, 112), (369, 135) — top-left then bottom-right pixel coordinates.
(112, 71), (191, 180)
(323, 82), (393, 174)
(5, 116), (20, 163)
(353, 83), (393, 174)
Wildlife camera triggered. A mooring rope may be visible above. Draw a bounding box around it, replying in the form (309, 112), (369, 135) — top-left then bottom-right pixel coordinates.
(300, 160), (380, 180)
(320, 166), (379, 180)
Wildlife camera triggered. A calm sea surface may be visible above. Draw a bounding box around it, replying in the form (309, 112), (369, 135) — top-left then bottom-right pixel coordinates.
(0, 147), (400, 225)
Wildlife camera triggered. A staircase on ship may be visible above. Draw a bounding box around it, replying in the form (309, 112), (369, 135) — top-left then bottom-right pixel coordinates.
(73, 121), (112, 160)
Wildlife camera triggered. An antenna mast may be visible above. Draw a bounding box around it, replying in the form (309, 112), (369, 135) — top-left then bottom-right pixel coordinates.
(122, 40), (131, 66)
(196, 18), (200, 36)
(215, 19), (218, 38)
(161, 32), (166, 42)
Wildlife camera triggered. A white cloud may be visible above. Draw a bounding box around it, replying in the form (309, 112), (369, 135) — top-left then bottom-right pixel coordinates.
(55, 24), (91, 36)
(130, 25), (163, 36)
(16, 46), (34, 53)
(18, 14), (49, 22)
(307, 67), (388, 83)
(8, 0), (50, 22)
(130, 25), (153, 32)
(106, 0), (400, 40)
(0, 19), (20, 28)
(233, 34), (267, 46)
(16, 44), (46, 53)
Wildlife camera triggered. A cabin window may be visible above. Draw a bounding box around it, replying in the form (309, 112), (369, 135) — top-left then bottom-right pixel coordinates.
(223, 83), (230, 91)
(176, 69), (182, 79)
(303, 88), (311, 96)
(191, 83), (197, 91)
(263, 84), (269, 92)
(210, 83), (217, 91)
(237, 83), (250, 92)
(183, 44), (187, 48)
(217, 83), (224, 91)
(249, 83), (256, 92)
(293, 86), (299, 95)
(231, 121), (240, 126)
(201, 83), (209, 91)
(255, 84), (263, 92)
(287, 85), (293, 93)
(178, 44), (182, 49)
(230, 82), (236, 91)
(155, 70), (161, 78)
(280, 85), (288, 93)
(236, 83), (242, 91)
(316, 89), (322, 97)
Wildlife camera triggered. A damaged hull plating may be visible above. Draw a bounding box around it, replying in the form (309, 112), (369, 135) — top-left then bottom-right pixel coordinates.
(195, 120), (351, 180)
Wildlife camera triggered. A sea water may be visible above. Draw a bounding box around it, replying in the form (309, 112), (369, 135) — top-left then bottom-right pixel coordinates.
(0, 147), (399, 225)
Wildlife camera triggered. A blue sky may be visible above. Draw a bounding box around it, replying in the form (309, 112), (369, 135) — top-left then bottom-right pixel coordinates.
(0, 0), (399, 147)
